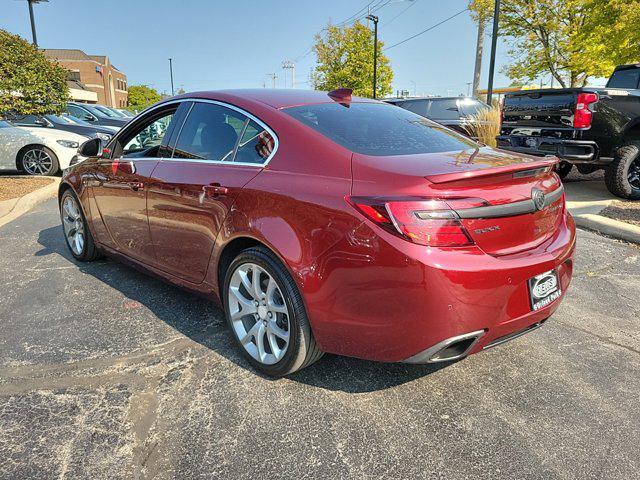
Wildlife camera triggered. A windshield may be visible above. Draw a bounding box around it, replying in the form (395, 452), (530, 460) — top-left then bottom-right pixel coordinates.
(457, 98), (489, 118)
(48, 114), (91, 126)
(283, 102), (478, 156)
(94, 106), (120, 118)
(82, 104), (112, 119)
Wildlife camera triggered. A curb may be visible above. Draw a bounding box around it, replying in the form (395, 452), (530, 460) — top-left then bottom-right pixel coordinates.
(574, 213), (640, 245)
(0, 177), (60, 228)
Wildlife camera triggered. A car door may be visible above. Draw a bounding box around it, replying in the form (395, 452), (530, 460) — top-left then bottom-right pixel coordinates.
(90, 102), (183, 263)
(147, 100), (277, 284)
(0, 122), (33, 169)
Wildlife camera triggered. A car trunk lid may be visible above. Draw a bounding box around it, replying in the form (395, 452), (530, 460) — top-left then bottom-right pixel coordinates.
(351, 148), (564, 256)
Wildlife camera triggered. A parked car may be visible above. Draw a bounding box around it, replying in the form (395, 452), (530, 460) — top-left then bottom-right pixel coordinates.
(498, 64), (640, 199)
(386, 96), (490, 138)
(65, 102), (128, 128)
(114, 108), (135, 118)
(7, 113), (116, 142)
(0, 120), (88, 175)
(59, 89), (575, 376)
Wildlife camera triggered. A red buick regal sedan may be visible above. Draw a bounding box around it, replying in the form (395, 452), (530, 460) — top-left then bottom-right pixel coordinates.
(58, 89), (575, 376)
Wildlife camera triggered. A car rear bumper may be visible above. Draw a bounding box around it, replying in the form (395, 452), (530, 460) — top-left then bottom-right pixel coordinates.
(306, 211), (576, 363)
(497, 135), (607, 164)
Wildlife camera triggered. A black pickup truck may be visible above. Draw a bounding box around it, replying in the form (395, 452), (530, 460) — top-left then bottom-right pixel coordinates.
(497, 64), (640, 199)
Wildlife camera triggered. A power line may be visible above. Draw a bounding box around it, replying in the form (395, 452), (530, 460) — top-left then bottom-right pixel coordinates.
(384, 8), (468, 51)
(381, 0), (419, 28)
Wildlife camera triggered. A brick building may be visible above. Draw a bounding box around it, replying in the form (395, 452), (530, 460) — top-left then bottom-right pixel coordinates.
(43, 49), (128, 108)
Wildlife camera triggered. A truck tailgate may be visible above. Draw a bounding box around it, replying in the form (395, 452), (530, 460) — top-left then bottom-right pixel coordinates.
(502, 90), (580, 129)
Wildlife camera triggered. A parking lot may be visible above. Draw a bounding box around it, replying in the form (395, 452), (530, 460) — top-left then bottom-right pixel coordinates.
(0, 198), (638, 479)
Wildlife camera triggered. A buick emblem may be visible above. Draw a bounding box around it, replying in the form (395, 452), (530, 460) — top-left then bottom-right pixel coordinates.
(531, 188), (545, 211)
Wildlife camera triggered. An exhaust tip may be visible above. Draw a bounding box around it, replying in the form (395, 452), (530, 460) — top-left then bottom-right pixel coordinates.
(403, 330), (486, 364)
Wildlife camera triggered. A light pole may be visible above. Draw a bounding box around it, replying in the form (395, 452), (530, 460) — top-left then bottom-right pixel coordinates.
(168, 58), (175, 96)
(366, 14), (379, 99)
(486, 0), (501, 106)
(282, 61), (295, 88)
(23, 0), (48, 47)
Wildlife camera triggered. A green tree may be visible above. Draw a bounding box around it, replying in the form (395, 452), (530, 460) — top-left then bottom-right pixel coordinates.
(474, 0), (640, 88)
(312, 21), (393, 98)
(127, 85), (161, 111)
(0, 29), (69, 115)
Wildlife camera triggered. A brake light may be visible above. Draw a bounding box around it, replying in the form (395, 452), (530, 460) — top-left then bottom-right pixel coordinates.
(573, 92), (598, 128)
(347, 197), (475, 247)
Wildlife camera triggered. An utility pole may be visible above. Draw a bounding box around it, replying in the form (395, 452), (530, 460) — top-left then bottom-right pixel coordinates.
(267, 73), (277, 88)
(486, 0), (501, 106)
(24, 0), (48, 47)
(282, 61), (295, 88)
(366, 14), (379, 99)
(168, 58), (175, 96)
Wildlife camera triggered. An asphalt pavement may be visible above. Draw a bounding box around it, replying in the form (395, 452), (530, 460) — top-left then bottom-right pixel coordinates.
(0, 199), (639, 480)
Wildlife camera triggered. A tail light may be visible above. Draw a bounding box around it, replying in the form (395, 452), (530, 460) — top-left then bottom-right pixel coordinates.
(573, 92), (598, 128)
(347, 196), (478, 247)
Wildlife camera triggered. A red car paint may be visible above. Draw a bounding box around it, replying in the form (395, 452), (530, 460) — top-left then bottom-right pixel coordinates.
(60, 89), (575, 364)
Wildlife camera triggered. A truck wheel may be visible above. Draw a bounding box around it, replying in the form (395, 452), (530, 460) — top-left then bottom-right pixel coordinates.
(556, 162), (573, 180)
(605, 141), (640, 199)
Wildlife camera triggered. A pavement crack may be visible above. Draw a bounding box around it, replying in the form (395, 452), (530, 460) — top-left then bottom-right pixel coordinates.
(555, 320), (640, 356)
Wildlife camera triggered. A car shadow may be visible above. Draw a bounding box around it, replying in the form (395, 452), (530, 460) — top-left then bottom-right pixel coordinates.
(37, 225), (450, 393)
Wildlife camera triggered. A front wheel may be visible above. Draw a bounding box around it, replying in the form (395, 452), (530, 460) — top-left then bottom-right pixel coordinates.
(605, 141), (640, 199)
(18, 146), (59, 176)
(60, 190), (100, 261)
(223, 247), (323, 376)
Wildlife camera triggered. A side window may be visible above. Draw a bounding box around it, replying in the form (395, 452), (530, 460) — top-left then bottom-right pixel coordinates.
(121, 110), (175, 158)
(427, 100), (460, 120)
(400, 100), (428, 118)
(11, 115), (39, 126)
(173, 103), (246, 161)
(607, 69), (640, 89)
(68, 105), (88, 119)
(234, 120), (275, 164)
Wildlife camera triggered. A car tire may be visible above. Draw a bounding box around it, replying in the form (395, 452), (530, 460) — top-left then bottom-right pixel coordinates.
(18, 146), (60, 176)
(59, 189), (100, 262)
(556, 161), (573, 180)
(605, 141), (640, 199)
(223, 246), (323, 376)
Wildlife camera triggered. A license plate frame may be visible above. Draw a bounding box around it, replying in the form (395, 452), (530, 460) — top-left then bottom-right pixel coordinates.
(528, 269), (561, 311)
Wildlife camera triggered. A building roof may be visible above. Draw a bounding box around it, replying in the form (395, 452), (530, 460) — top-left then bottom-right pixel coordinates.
(42, 49), (121, 71)
(67, 80), (88, 91)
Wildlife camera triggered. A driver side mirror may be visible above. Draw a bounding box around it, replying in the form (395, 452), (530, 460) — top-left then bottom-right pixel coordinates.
(78, 137), (104, 157)
(84, 113), (96, 122)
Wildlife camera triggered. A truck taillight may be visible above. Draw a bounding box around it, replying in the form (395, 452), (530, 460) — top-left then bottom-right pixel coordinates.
(573, 92), (598, 128)
(347, 196), (476, 247)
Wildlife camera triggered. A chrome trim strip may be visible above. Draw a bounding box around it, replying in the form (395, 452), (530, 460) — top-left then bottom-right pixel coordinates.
(482, 320), (545, 350)
(403, 329), (486, 364)
(456, 185), (564, 219)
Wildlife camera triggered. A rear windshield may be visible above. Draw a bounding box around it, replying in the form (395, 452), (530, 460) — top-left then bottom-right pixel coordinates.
(283, 102), (477, 156)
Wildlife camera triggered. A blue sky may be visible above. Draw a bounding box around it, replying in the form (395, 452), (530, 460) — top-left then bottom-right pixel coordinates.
(2, 0), (518, 96)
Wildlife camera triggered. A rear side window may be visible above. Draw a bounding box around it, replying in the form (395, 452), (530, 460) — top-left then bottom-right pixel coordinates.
(234, 120), (275, 164)
(607, 69), (640, 89)
(283, 102), (477, 156)
(396, 100), (429, 117)
(174, 103), (246, 161)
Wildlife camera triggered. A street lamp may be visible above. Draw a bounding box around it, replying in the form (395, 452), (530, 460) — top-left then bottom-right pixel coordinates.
(19, 0), (49, 47)
(168, 58), (175, 96)
(366, 14), (379, 99)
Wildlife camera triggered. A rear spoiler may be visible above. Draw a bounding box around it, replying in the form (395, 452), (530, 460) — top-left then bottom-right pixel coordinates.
(425, 156), (558, 184)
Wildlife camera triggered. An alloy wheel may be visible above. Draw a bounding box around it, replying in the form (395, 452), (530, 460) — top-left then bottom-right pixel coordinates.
(227, 263), (291, 365)
(22, 149), (53, 175)
(628, 158), (640, 189)
(61, 195), (85, 256)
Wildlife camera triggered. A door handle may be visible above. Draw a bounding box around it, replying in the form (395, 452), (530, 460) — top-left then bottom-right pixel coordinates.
(203, 184), (229, 197)
(128, 181), (144, 191)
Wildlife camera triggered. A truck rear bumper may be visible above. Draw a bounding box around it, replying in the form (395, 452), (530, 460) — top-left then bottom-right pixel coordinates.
(497, 135), (609, 164)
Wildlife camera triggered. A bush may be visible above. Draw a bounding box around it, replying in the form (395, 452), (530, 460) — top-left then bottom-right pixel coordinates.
(0, 29), (69, 115)
(464, 106), (501, 147)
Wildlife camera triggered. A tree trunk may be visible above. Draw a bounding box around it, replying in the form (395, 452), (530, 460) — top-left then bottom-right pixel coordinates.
(472, 20), (485, 98)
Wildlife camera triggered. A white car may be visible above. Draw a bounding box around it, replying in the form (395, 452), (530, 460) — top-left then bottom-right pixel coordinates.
(0, 120), (88, 175)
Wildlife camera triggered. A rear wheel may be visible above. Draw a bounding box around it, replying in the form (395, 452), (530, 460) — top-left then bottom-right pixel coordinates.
(60, 190), (100, 261)
(223, 247), (323, 376)
(605, 141), (640, 199)
(18, 146), (59, 176)
(555, 161), (573, 180)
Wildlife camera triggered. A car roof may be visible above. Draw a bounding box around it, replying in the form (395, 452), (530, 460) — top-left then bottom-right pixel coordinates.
(171, 89), (381, 110)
